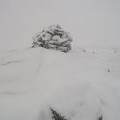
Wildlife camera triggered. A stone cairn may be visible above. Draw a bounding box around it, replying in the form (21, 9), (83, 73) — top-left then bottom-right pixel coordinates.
(32, 25), (73, 52)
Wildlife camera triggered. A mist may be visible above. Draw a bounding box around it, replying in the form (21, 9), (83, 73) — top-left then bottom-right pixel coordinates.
(0, 0), (120, 51)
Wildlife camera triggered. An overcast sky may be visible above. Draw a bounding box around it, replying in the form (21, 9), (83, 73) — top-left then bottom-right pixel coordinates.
(0, 0), (120, 51)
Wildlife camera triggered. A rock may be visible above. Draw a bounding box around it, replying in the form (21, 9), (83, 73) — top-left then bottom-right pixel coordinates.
(52, 35), (61, 41)
(32, 24), (73, 52)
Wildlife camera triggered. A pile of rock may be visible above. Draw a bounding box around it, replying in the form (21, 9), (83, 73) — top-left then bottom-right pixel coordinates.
(32, 25), (73, 52)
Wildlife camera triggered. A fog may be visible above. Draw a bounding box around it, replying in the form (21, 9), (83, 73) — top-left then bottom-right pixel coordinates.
(0, 0), (120, 51)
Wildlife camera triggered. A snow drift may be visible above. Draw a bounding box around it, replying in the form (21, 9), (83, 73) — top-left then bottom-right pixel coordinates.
(0, 47), (120, 120)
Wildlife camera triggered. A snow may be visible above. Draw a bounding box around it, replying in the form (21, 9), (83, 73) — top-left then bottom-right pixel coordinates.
(0, 47), (120, 120)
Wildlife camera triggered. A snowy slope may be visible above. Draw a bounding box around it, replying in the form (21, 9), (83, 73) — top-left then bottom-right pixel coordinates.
(0, 47), (120, 120)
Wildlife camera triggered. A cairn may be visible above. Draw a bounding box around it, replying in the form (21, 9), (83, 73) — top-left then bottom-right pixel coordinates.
(32, 25), (73, 52)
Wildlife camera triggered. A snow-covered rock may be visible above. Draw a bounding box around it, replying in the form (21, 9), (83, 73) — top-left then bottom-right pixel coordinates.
(32, 25), (72, 52)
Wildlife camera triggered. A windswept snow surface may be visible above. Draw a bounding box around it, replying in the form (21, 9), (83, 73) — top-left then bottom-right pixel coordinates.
(0, 47), (120, 120)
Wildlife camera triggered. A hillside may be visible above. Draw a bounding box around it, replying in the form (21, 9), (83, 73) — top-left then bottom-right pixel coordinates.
(0, 47), (120, 120)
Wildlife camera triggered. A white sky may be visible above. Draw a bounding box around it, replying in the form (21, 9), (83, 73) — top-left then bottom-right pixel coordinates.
(0, 0), (120, 51)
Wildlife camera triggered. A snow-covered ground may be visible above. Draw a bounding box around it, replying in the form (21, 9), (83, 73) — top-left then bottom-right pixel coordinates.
(0, 47), (120, 120)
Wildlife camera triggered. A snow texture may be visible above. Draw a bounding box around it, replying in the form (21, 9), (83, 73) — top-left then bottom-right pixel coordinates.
(0, 47), (120, 120)
(32, 25), (72, 52)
